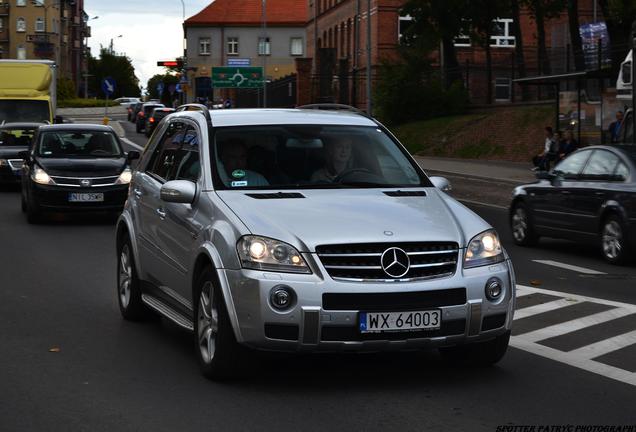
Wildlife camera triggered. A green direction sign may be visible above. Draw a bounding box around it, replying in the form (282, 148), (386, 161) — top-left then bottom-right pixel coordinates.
(211, 67), (264, 88)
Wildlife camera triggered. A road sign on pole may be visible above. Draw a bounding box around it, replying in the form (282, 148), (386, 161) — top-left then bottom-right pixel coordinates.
(211, 67), (264, 88)
(101, 77), (116, 97)
(156, 81), (164, 95)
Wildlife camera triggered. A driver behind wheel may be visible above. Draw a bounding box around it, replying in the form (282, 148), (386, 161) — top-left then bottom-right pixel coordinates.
(311, 136), (354, 182)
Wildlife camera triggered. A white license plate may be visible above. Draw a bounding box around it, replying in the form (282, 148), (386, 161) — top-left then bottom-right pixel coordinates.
(359, 310), (441, 333)
(68, 193), (104, 202)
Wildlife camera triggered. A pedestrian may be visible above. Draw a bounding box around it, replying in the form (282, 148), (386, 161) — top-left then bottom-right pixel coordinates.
(532, 126), (556, 171)
(608, 110), (624, 143)
(557, 130), (579, 162)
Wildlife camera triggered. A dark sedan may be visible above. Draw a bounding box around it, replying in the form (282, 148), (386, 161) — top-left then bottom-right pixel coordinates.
(0, 123), (40, 184)
(20, 124), (139, 223)
(509, 145), (636, 264)
(145, 107), (175, 137)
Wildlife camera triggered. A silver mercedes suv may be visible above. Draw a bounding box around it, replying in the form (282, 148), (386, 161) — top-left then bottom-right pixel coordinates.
(116, 104), (515, 380)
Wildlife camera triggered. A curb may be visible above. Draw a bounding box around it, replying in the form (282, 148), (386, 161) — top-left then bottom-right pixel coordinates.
(423, 168), (532, 186)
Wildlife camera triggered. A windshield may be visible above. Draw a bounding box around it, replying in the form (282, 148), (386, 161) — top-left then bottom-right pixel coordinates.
(0, 127), (37, 147)
(37, 131), (122, 158)
(212, 125), (429, 190)
(0, 100), (50, 123)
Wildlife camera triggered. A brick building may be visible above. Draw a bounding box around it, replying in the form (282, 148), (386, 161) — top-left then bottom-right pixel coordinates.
(0, 0), (90, 94)
(302, 0), (602, 108)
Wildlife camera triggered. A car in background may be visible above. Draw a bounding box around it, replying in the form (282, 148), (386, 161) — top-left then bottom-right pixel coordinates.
(135, 103), (164, 133)
(114, 97), (140, 107)
(116, 105), (515, 380)
(128, 101), (143, 122)
(20, 124), (139, 223)
(510, 145), (636, 264)
(145, 107), (175, 137)
(0, 123), (40, 185)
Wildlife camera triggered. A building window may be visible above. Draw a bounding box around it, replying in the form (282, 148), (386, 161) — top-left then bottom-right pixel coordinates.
(17, 45), (26, 59)
(35, 17), (45, 32)
(290, 37), (303, 56)
(17, 0), (26, 6)
(491, 18), (515, 47)
(0, 17), (3, 30)
(258, 37), (270, 56)
(199, 37), (210, 55)
(494, 77), (511, 101)
(398, 15), (413, 42)
(16, 17), (26, 32)
(227, 37), (238, 55)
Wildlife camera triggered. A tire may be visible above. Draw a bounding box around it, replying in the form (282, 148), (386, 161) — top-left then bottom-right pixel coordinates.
(440, 331), (510, 367)
(21, 189), (27, 213)
(510, 202), (539, 246)
(117, 237), (149, 320)
(26, 192), (42, 224)
(600, 214), (630, 265)
(194, 267), (244, 380)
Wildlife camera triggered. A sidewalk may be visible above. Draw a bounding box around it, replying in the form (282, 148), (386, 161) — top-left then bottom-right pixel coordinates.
(414, 156), (535, 184)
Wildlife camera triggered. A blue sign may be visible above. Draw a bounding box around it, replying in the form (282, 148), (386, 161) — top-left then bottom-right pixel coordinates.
(227, 58), (251, 67)
(156, 81), (164, 95)
(176, 84), (182, 94)
(101, 77), (116, 97)
(579, 22), (612, 71)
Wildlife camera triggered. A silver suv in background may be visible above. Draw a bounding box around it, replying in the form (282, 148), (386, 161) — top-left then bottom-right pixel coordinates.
(116, 105), (516, 380)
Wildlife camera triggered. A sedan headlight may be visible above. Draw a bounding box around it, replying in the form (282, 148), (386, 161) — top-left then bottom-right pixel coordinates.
(0, 159), (8, 167)
(237, 236), (310, 274)
(32, 167), (55, 185)
(464, 230), (504, 269)
(116, 168), (132, 185)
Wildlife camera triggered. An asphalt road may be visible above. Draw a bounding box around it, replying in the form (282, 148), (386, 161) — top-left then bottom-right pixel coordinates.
(0, 121), (634, 431)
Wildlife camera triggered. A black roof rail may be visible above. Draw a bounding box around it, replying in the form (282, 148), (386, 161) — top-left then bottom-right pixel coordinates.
(297, 103), (370, 117)
(175, 103), (212, 124)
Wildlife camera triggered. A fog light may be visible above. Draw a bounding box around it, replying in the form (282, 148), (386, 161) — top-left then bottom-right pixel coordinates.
(270, 285), (294, 310)
(485, 277), (503, 301)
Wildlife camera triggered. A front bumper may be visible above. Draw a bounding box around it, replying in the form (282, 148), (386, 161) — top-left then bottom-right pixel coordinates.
(0, 165), (22, 184)
(31, 182), (129, 212)
(221, 255), (515, 352)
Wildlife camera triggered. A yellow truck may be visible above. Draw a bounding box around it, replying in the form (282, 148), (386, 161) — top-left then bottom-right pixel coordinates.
(0, 60), (57, 124)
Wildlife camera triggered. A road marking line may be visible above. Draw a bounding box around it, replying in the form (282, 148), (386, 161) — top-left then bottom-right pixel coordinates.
(521, 308), (633, 343)
(510, 337), (636, 387)
(567, 329), (636, 360)
(121, 137), (144, 151)
(532, 259), (606, 275)
(515, 285), (535, 297)
(514, 298), (579, 320)
(516, 284), (636, 311)
(458, 199), (508, 210)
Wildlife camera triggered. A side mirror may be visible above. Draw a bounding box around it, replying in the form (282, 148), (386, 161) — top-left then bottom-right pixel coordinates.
(18, 150), (29, 160)
(429, 176), (452, 192)
(127, 150), (140, 161)
(160, 180), (196, 204)
(535, 171), (556, 180)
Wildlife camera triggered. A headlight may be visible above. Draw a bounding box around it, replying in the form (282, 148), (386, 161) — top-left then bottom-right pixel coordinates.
(464, 230), (504, 269)
(32, 167), (55, 185)
(0, 159), (7, 167)
(237, 236), (310, 274)
(116, 168), (132, 185)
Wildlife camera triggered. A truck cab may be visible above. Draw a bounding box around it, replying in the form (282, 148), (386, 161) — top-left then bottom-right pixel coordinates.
(616, 50), (634, 144)
(0, 60), (56, 125)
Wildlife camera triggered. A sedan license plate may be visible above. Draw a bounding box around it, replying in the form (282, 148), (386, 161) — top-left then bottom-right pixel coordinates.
(68, 193), (104, 202)
(359, 310), (441, 333)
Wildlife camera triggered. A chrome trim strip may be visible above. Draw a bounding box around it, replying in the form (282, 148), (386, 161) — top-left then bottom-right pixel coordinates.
(49, 174), (120, 180)
(318, 252), (382, 257)
(323, 265), (382, 270)
(331, 271), (455, 283)
(141, 294), (194, 331)
(407, 249), (458, 256)
(7, 159), (24, 170)
(410, 261), (457, 269)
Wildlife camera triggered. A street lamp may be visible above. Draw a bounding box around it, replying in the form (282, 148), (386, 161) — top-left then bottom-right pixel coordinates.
(83, 16), (99, 98)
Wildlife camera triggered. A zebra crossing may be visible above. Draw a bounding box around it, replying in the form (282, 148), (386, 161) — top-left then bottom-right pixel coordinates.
(511, 284), (636, 387)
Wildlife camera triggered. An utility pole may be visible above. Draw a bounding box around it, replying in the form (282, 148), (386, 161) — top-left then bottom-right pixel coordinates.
(366, 0), (372, 115)
(262, 0), (268, 108)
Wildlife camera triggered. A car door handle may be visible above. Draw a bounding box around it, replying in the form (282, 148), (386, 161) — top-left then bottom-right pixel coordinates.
(595, 192), (605, 196)
(156, 208), (166, 219)
(561, 191), (571, 195)
(133, 188), (142, 198)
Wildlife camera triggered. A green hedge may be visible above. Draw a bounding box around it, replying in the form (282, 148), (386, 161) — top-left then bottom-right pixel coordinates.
(58, 98), (119, 108)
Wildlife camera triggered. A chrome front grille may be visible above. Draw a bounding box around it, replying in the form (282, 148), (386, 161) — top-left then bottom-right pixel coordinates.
(316, 242), (459, 281)
(49, 175), (120, 187)
(7, 159), (24, 170)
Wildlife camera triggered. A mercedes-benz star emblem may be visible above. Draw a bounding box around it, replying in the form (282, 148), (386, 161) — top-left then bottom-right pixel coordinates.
(80, 179), (91, 187)
(380, 247), (410, 278)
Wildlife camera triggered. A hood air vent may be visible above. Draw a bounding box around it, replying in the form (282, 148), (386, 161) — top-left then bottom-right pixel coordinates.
(383, 190), (427, 197)
(246, 192), (305, 199)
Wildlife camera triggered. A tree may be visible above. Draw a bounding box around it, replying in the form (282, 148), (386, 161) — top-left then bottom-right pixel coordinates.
(511, 0), (530, 100)
(146, 74), (180, 107)
(566, 0), (585, 71)
(87, 48), (140, 98)
(599, 0), (636, 73)
(524, 0), (566, 75)
(401, 0), (470, 88)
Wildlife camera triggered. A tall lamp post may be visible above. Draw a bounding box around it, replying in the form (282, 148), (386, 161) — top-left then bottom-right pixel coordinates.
(83, 15), (98, 98)
(261, 0), (267, 108)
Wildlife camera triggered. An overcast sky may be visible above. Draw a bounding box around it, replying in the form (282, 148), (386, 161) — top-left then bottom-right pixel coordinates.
(84, 0), (210, 93)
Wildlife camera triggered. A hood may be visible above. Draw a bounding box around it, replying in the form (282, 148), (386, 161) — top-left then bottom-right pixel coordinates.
(215, 188), (490, 252)
(0, 146), (29, 159)
(36, 157), (126, 177)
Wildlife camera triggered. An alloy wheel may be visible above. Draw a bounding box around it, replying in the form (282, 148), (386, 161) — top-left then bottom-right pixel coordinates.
(118, 244), (133, 308)
(511, 207), (528, 242)
(602, 220), (623, 260)
(198, 281), (219, 365)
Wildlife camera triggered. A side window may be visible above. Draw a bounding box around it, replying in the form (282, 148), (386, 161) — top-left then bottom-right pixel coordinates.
(146, 121), (186, 181)
(614, 162), (629, 181)
(169, 125), (201, 182)
(581, 150), (620, 179)
(553, 150), (591, 179)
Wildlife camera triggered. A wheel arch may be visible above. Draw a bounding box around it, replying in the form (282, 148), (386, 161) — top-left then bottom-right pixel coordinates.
(598, 201), (629, 231)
